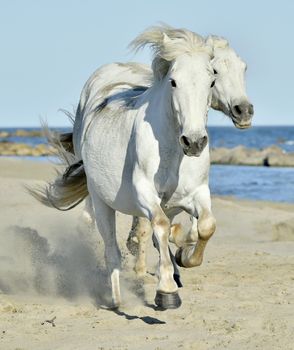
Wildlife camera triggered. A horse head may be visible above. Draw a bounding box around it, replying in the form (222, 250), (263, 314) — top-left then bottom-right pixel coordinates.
(207, 36), (254, 129)
(131, 25), (214, 157)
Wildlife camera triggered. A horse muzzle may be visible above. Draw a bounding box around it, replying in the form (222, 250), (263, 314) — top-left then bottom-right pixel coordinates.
(231, 101), (254, 129)
(180, 134), (208, 157)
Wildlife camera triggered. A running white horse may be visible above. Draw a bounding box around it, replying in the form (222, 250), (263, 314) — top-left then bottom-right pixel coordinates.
(71, 33), (253, 280)
(123, 34), (254, 278)
(32, 26), (216, 309)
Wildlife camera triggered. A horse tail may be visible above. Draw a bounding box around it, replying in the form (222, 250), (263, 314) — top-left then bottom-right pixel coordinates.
(59, 132), (74, 154)
(28, 125), (88, 211)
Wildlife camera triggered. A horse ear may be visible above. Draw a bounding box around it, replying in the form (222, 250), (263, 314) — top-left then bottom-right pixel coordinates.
(205, 36), (214, 48)
(206, 35), (229, 49)
(162, 32), (172, 45)
(205, 36), (214, 59)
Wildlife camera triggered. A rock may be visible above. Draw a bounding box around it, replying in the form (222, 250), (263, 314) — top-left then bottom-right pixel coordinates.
(0, 141), (293, 166)
(15, 145), (34, 156)
(0, 142), (51, 156)
(13, 129), (43, 137)
(210, 145), (294, 167)
(33, 144), (55, 156)
(0, 131), (9, 138)
(266, 153), (294, 167)
(211, 146), (264, 166)
(261, 145), (294, 167)
(229, 146), (263, 165)
(210, 147), (230, 164)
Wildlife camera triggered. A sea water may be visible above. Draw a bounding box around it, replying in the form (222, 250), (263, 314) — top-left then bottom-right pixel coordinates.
(1, 126), (294, 203)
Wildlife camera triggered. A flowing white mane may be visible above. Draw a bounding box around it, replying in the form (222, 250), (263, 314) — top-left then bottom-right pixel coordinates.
(130, 25), (213, 80)
(206, 35), (229, 49)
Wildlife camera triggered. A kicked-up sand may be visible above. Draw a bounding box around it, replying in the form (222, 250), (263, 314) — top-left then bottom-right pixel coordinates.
(0, 157), (293, 350)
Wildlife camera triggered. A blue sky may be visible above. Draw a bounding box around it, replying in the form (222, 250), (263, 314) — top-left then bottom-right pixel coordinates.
(0, 0), (293, 127)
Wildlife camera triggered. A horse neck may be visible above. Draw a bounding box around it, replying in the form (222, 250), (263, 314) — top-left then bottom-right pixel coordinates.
(146, 80), (181, 149)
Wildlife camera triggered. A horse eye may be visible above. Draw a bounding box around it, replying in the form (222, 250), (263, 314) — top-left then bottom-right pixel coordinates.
(170, 79), (177, 88)
(211, 80), (215, 88)
(213, 69), (218, 74)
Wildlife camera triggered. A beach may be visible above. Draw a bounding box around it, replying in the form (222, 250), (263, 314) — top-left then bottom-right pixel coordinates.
(0, 157), (294, 350)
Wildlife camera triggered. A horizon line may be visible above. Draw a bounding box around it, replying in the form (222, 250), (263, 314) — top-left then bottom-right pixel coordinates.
(1, 124), (294, 128)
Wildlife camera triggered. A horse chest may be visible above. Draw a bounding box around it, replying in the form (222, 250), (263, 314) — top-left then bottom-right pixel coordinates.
(153, 146), (182, 198)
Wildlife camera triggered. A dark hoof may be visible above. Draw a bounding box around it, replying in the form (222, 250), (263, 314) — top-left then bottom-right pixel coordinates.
(154, 291), (182, 310)
(175, 247), (185, 267)
(110, 304), (120, 311)
(173, 274), (183, 288)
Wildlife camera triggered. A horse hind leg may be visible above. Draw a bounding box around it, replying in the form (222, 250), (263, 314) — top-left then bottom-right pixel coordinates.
(127, 216), (183, 287)
(90, 190), (122, 308)
(126, 217), (152, 276)
(81, 196), (95, 227)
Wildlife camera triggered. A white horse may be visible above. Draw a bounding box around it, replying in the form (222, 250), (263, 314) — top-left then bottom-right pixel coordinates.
(33, 26), (216, 309)
(123, 35), (255, 278)
(73, 34), (253, 279)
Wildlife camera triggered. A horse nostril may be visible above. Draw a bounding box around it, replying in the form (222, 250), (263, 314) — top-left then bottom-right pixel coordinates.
(180, 135), (191, 147)
(233, 105), (242, 115)
(201, 135), (208, 148)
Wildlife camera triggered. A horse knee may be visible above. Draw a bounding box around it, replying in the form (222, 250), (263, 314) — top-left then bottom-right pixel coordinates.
(152, 214), (170, 232)
(198, 213), (216, 241)
(169, 223), (185, 247)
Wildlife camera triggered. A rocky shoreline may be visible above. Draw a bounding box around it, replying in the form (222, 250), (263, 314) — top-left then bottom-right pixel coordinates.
(0, 140), (293, 166)
(210, 145), (294, 167)
(0, 129), (43, 138)
(0, 142), (53, 156)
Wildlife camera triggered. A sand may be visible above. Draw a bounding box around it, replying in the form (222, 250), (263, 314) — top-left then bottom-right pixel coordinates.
(0, 157), (293, 350)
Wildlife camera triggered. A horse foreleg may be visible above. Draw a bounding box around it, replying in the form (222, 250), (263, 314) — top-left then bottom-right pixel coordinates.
(151, 209), (181, 308)
(169, 223), (186, 247)
(175, 186), (216, 268)
(170, 217), (199, 246)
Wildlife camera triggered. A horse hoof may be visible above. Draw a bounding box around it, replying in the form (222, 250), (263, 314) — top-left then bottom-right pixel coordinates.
(154, 291), (182, 310)
(110, 304), (119, 311)
(110, 300), (120, 310)
(175, 247), (185, 267)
